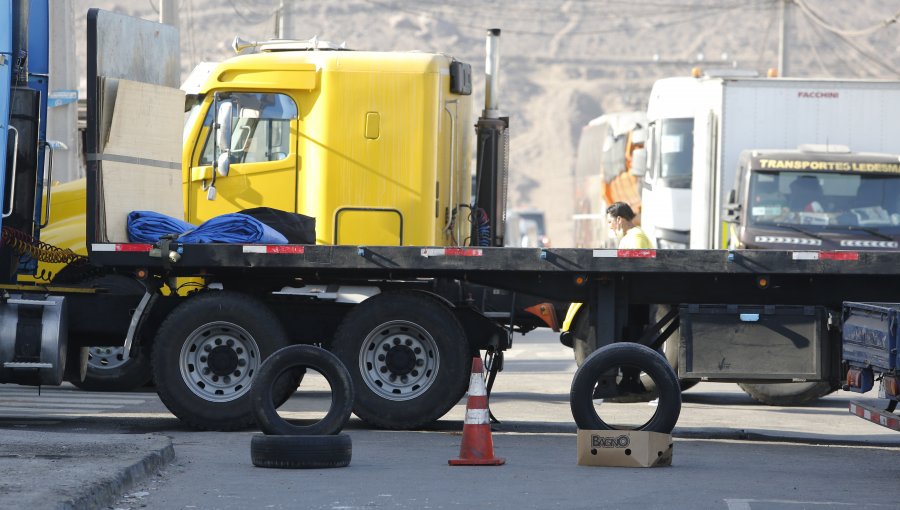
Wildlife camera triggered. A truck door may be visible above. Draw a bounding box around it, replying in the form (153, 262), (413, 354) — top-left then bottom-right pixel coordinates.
(187, 92), (298, 223)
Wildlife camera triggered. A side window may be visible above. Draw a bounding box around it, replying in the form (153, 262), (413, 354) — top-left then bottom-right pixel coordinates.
(198, 92), (297, 166)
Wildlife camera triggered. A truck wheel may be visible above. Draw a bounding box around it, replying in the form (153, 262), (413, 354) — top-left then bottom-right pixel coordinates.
(331, 291), (471, 430)
(250, 434), (352, 469)
(251, 345), (353, 436)
(570, 343), (682, 433)
(738, 381), (835, 406)
(572, 308), (697, 392)
(68, 275), (153, 392)
(71, 344), (153, 392)
(152, 291), (300, 431)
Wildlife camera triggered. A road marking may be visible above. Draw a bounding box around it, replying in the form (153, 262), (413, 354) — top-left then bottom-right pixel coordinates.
(725, 499), (893, 509)
(0, 386), (149, 419)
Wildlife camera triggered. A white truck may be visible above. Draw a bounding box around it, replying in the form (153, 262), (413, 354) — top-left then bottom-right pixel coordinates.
(638, 73), (900, 250)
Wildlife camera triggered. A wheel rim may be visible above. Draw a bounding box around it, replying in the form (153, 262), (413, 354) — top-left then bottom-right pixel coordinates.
(86, 346), (131, 370)
(358, 320), (439, 402)
(179, 321), (260, 402)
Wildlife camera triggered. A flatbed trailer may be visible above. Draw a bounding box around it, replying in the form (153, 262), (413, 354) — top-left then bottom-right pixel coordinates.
(14, 243), (898, 430)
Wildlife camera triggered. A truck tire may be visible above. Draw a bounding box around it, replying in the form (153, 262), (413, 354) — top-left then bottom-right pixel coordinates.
(572, 308), (697, 392)
(152, 291), (300, 431)
(251, 434), (351, 469)
(67, 275), (153, 392)
(570, 343), (682, 433)
(71, 344), (153, 392)
(738, 381), (835, 406)
(251, 345), (353, 436)
(331, 291), (471, 430)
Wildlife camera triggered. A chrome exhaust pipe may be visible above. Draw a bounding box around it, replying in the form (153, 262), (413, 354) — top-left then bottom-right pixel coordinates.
(484, 28), (501, 119)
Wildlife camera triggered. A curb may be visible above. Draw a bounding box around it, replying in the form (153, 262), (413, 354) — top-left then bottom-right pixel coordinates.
(56, 438), (175, 510)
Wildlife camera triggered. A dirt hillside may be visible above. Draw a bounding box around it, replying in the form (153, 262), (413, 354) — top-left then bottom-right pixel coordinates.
(72, 0), (900, 245)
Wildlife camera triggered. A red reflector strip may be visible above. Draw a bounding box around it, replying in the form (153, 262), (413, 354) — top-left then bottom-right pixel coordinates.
(849, 402), (900, 431)
(119, 244), (152, 252)
(420, 248), (483, 257)
(592, 249), (656, 258)
(792, 251), (860, 261)
(820, 251), (859, 261)
(242, 245), (305, 254)
(92, 243), (152, 252)
(618, 249), (656, 258)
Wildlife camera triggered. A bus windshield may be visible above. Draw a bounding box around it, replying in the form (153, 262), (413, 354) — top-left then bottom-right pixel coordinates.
(748, 171), (900, 228)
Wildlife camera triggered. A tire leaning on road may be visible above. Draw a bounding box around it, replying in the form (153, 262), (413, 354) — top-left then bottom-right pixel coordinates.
(251, 434), (352, 469)
(251, 345), (354, 436)
(572, 307), (698, 393)
(570, 342), (682, 433)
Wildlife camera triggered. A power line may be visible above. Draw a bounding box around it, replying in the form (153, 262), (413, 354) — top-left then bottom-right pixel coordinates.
(795, 0), (900, 37)
(794, 0), (899, 77)
(755, 4), (779, 71)
(796, 7), (833, 77)
(226, 0), (274, 25)
(362, 0), (766, 37)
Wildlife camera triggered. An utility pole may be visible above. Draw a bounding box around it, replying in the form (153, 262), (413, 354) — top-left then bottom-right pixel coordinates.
(47, 0), (81, 182)
(160, 0), (179, 27)
(778, 0), (792, 77)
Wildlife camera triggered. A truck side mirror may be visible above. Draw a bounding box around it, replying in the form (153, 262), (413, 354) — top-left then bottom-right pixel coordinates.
(631, 147), (648, 177)
(215, 101), (233, 176)
(216, 151), (230, 177)
(631, 127), (647, 144)
(724, 188), (741, 222)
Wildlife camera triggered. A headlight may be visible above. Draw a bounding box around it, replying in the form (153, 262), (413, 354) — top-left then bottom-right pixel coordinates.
(657, 239), (688, 249)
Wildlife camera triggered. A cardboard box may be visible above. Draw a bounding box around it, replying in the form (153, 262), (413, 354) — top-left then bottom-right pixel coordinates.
(576, 429), (673, 467)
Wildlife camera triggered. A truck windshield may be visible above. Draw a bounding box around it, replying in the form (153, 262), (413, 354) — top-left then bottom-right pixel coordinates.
(748, 171), (900, 229)
(658, 118), (693, 183)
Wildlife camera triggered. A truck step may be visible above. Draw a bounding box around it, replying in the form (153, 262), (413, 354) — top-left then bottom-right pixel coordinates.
(849, 401), (900, 431)
(3, 362), (53, 369)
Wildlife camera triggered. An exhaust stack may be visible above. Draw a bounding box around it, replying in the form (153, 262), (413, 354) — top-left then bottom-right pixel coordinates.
(470, 28), (509, 247)
(484, 28), (501, 119)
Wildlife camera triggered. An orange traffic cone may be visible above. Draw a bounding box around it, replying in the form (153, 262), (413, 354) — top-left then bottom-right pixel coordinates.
(449, 357), (505, 466)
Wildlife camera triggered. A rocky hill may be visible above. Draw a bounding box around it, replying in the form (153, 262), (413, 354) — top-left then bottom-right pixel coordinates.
(72, 0), (900, 245)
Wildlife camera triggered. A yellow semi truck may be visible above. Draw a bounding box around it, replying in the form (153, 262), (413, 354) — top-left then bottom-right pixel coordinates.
(16, 24), (541, 432)
(34, 37), (478, 391)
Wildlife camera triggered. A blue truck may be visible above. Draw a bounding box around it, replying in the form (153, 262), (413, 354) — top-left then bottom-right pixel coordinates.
(842, 302), (900, 431)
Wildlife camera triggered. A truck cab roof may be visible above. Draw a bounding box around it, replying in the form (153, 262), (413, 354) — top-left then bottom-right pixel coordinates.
(742, 148), (900, 174)
(198, 47), (458, 95)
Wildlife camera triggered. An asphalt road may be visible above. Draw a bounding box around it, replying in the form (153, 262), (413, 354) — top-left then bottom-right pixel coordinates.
(1, 329), (899, 510)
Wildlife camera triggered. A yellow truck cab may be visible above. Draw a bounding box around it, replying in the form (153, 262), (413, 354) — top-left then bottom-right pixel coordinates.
(183, 39), (474, 246)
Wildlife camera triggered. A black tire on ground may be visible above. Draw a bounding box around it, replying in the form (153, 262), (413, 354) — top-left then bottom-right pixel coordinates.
(250, 433), (352, 469)
(331, 291), (471, 430)
(152, 291), (300, 431)
(67, 275), (154, 392)
(251, 345), (354, 436)
(738, 381), (836, 406)
(572, 306), (699, 392)
(570, 343), (682, 433)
